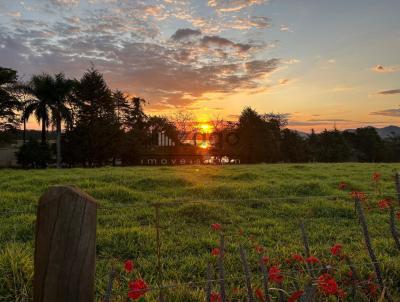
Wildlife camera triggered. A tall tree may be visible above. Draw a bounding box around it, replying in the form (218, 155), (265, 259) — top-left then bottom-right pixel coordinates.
(112, 90), (130, 127)
(51, 74), (75, 168)
(344, 127), (386, 162)
(0, 67), (21, 144)
(124, 97), (147, 131)
(237, 107), (284, 163)
(24, 73), (74, 167)
(23, 74), (53, 145)
(65, 68), (121, 166)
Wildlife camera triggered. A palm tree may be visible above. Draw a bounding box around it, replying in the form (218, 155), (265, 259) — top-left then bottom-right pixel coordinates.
(51, 74), (75, 168)
(23, 74), (53, 146)
(24, 73), (74, 168)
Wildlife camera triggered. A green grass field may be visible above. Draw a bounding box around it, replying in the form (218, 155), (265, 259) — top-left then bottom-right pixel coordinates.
(1, 163), (400, 301)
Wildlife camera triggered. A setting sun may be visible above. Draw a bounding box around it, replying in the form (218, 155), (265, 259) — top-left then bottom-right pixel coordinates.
(198, 123), (213, 134)
(199, 141), (210, 149)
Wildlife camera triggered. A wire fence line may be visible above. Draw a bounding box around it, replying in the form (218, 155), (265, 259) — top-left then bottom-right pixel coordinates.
(1, 190), (399, 216)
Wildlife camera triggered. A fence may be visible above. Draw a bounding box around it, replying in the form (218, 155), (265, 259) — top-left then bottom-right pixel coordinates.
(4, 173), (400, 301)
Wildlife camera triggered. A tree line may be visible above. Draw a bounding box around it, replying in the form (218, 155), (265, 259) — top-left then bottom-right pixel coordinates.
(1, 66), (400, 168)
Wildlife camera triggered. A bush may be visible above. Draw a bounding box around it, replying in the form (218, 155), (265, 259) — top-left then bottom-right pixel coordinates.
(16, 140), (51, 168)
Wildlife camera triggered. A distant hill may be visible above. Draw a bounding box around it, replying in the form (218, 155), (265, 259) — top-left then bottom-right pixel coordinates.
(290, 126), (400, 139)
(375, 126), (400, 138)
(345, 125), (400, 139)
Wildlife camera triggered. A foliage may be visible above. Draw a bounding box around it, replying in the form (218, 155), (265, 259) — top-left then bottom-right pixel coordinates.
(0, 67), (21, 144)
(15, 140), (51, 168)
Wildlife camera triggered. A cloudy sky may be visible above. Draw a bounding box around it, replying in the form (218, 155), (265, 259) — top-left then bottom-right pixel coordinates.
(1, 0), (399, 131)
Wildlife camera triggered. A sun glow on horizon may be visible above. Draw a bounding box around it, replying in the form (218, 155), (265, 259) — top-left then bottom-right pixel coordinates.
(198, 123), (213, 134)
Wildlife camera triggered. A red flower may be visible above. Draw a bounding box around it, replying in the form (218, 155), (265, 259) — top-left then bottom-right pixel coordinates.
(338, 182), (347, 190)
(261, 256), (269, 264)
(211, 223), (221, 231)
(128, 279), (148, 300)
(268, 266), (283, 284)
(372, 172), (381, 182)
(288, 290), (304, 302)
(232, 287), (240, 295)
(211, 247), (220, 256)
(317, 274), (338, 295)
(378, 199), (391, 209)
(255, 245), (265, 254)
(351, 191), (366, 201)
(330, 244), (342, 256)
(255, 288), (265, 301)
(124, 260), (134, 273)
(367, 283), (378, 297)
(238, 228), (244, 236)
(397, 211), (400, 220)
(347, 270), (353, 278)
(292, 254), (304, 262)
(337, 288), (347, 299)
(306, 255), (320, 264)
(210, 292), (222, 302)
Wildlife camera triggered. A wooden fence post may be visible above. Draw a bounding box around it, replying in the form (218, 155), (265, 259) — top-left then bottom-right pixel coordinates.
(34, 185), (97, 302)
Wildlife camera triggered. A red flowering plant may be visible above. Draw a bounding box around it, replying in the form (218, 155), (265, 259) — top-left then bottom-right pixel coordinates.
(377, 198), (392, 209)
(128, 279), (149, 301)
(317, 273), (346, 299)
(330, 243), (343, 257)
(372, 172), (382, 195)
(305, 255), (320, 265)
(124, 260), (134, 273)
(338, 181), (348, 191)
(288, 290), (304, 302)
(211, 223), (221, 231)
(122, 260), (150, 301)
(255, 288), (265, 301)
(268, 265), (284, 284)
(211, 247), (220, 257)
(210, 292), (222, 302)
(351, 191), (366, 201)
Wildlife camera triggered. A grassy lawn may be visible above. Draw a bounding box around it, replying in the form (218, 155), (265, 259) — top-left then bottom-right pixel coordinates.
(1, 163), (400, 301)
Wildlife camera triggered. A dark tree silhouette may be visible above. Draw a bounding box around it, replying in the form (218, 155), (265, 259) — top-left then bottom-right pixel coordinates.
(23, 73), (74, 167)
(0, 67), (21, 144)
(237, 107), (284, 163)
(344, 127), (386, 162)
(64, 68), (121, 166)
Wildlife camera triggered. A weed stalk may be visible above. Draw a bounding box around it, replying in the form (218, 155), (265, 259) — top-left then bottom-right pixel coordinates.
(154, 205), (164, 302)
(218, 234), (227, 302)
(206, 262), (212, 302)
(103, 263), (115, 302)
(258, 254), (271, 302)
(354, 197), (392, 301)
(239, 245), (254, 302)
(389, 204), (400, 251)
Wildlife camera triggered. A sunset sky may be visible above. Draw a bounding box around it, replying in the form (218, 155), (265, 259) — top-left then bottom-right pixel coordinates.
(0, 0), (399, 131)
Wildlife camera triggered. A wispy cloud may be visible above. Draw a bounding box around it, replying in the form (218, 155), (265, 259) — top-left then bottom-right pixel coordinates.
(208, 0), (266, 12)
(49, 0), (79, 7)
(370, 108), (400, 117)
(377, 89), (400, 95)
(7, 11), (21, 18)
(171, 28), (201, 41)
(371, 65), (400, 73)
